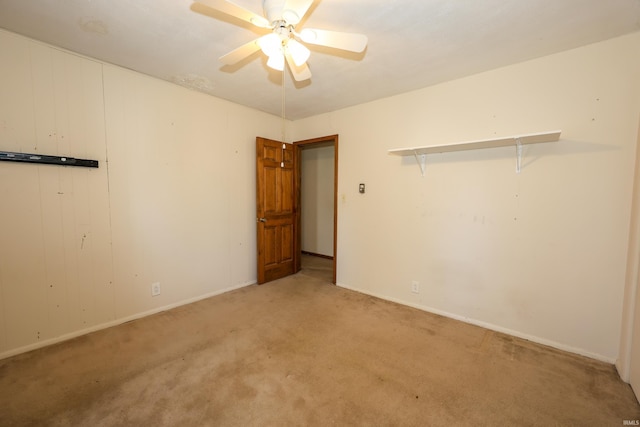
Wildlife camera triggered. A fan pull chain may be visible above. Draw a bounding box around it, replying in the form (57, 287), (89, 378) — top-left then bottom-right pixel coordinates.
(281, 68), (286, 142)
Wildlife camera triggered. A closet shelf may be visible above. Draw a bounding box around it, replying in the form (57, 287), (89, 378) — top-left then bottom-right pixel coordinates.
(388, 130), (561, 176)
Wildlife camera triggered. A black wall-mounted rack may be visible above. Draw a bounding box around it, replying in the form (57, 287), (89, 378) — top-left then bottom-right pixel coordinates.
(0, 151), (99, 168)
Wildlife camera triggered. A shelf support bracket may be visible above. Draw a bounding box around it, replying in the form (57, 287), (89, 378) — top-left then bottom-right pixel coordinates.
(413, 151), (426, 177)
(515, 138), (523, 174)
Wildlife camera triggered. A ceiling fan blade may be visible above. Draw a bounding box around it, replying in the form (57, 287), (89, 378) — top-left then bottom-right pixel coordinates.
(194, 0), (271, 28)
(282, 0), (314, 25)
(219, 38), (262, 65)
(285, 52), (312, 81)
(299, 28), (368, 53)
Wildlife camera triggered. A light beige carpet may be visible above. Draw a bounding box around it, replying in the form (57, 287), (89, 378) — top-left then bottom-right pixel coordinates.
(1, 258), (639, 426)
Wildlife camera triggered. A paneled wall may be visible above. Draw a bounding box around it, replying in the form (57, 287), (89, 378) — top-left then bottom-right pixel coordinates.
(0, 30), (284, 358)
(0, 33), (112, 353)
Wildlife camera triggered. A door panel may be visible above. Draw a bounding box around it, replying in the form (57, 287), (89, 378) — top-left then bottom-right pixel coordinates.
(256, 137), (296, 284)
(281, 223), (294, 261)
(281, 168), (294, 212)
(264, 167), (278, 213)
(264, 226), (277, 265)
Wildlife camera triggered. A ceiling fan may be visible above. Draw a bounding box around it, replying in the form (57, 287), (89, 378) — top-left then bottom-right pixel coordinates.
(193, 0), (368, 81)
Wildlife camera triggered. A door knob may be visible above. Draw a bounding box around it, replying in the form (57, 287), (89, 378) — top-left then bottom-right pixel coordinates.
(257, 218), (267, 223)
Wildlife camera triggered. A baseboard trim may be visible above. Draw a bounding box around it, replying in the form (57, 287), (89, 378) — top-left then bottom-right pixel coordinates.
(301, 251), (334, 260)
(0, 280), (256, 361)
(336, 282), (615, 364)
(2, 279), (615, 365)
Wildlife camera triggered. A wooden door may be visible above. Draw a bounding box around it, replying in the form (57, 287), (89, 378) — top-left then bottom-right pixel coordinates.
(256, 137), (297, 284)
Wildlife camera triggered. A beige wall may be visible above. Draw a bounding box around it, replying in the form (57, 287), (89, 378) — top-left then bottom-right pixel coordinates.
(301, 145), (334, 256)
(292, 32), (640, 362)
(0, 30), (284, 358)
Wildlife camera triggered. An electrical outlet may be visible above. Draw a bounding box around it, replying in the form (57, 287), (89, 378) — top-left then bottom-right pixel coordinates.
(151, 282), (161, 297)
(411, 281), (419, 294)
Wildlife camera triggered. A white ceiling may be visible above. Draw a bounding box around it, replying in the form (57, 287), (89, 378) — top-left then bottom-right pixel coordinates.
(1, 0), (639, 120)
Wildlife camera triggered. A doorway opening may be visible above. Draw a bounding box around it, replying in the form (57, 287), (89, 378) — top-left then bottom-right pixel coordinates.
(295, 135), (338, 284)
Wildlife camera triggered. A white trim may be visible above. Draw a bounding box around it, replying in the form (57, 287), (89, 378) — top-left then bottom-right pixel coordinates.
(616, 114), (640, 383)
(0, 281), (255, 361)
(337, 282), (615, 364)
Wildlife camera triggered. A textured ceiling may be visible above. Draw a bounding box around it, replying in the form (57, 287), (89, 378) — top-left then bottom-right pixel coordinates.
(1, 0), (639, 120)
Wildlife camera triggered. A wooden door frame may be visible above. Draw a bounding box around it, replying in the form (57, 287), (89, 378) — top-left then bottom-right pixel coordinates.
(294, 134), (338, 284)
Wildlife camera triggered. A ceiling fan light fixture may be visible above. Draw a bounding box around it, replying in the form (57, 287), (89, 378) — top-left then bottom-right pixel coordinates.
(196, 0), (367, 81)
(267, 52), (285, 71)
(258, 33), (283, 57)
(287, 39), (310, 66)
